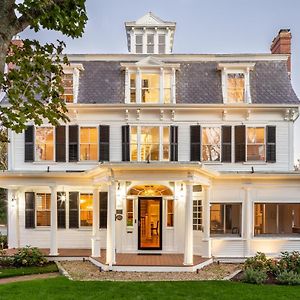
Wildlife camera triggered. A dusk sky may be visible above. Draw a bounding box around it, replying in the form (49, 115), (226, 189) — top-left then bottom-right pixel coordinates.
(21, 0), (300, 162)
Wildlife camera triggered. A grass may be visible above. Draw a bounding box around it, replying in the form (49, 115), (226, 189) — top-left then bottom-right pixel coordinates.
(1, 277), (300, 300)
(0, 263), (58, 279)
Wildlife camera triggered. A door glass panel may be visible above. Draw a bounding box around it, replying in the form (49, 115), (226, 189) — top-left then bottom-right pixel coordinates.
(139, 198), (161, 249)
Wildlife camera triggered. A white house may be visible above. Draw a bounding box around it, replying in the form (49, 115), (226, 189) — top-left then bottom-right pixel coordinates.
(2, 13), (300, 271)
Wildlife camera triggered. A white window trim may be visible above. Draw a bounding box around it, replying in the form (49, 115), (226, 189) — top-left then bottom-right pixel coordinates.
(246, 126), (266, 163)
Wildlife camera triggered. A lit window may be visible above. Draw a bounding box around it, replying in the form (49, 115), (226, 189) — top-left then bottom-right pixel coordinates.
(80, 127), (98, 161)
(164, 73), (171, 103)
(140, 127), (159, 161)
(126, 199), (134, 227)
(210, 203), (241, 236)
(167, 199), (174, 227)
(158, 34), (166, 54)
(35, 127), (54, 161)
(254, 203), (300, 236)
(135, 34), (143, 53)
(247, 127), (265, 161)
(61, 73), (74, 103)
(130, 73), (136, 103)
(141, 74), (160, 103)
(227, 73), (245, 103)
(147, 34), (154, 53)
(80, 193), (93, 227)
(130, 126), (138, 161)
(36, 193), (51, 226)
(193, 200), (202, 231)
(202, 127), (221, 162)
(163, 127), (170, 161)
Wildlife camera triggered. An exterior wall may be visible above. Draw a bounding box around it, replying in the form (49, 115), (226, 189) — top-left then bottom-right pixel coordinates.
(9, 108), (295, 172)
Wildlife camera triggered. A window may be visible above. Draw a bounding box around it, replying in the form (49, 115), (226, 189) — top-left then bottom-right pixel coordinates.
(158, 34), (166, 54)
(35, 127), (54, 161)
(61, 73), (74, 103)
(141, 127), (159, 161)
(130, 73), (136, 103)
(135, 34), (143, 53)
(80, 193), (93, 227)
(36, 193), (51, 226)
(80, 127), (98, 161)
(130, 126), (138, 161)
(210, 203), (241, 236)
(193, 199), (202, 231)
(202, 127), (221, 162)
(164, 73), (171, 103)
(141, 73), (160, 103)
(167, 199), (174, 227)
(126, 199), (134, 227)
(254, 203), (300, 236)
(163, 127), (170, 161)
(227, 73), (245, 103)
(99, 192), (108, 229)
(247, 127), (265, 161)
(147, 34), (154, 53)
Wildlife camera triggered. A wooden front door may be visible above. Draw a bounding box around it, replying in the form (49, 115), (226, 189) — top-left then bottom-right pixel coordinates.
(138, 197), (162, 250)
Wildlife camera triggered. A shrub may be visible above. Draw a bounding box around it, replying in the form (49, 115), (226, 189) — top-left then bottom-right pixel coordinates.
(244, 252), (276, 272)
(277, 251), (300, 274)
(242, 268), (268, 284)
(12, 246), (47, 267)
(0, 234), (7, 250)
(277, 270), (300, 285)
(0, 250), (13, 267)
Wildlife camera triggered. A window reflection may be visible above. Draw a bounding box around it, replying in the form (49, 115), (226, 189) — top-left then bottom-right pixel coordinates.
(36, 193), (51, 226)
(80, 127), (98, 161)
(141, 74), (160, 103)
(227, 73), (245, 103)
(202, 127), (221, 162)
(247, 127), (265, 161)
(35, 127), (54, 161)
(80, 193), (93, 227)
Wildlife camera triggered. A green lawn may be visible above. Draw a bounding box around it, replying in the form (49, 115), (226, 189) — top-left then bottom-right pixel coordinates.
(1, 277), (300, 300)
(0, 263), (58, 278)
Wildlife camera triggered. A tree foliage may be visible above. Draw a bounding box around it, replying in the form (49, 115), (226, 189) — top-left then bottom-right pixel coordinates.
(0, 0), (88, 133)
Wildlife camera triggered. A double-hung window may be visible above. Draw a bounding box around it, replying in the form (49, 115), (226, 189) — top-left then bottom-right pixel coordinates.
(126, 199), (134, 227)
(80, 193), (93, 227)
(135, 34), (143, 53)
(247, 127), (265, 161)
(202, 127), (221, 162)
(36, 193), (51, 227)
(227, 73), (245, 103)
(141, 127), (160, 161)
(141, 73), (160, 103)
(35, 127), (54, 161)
(158, 34), (166, 54)
(147, 34), (154, 53)
(80, 127), (98, 161)
(61, 73), (74, 103)
(167, 199), (174, 227)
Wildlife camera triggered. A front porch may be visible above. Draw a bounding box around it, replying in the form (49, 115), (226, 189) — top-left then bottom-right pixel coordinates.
(3, 248), (212, 272)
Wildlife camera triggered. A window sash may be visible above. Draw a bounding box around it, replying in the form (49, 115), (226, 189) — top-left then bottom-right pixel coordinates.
(193, 199), (202, 231)
(79, 193), (93, 227)
(201, 127), (221, 162)
(61, 73), (74, 103)
(126, 198), (134, 227)
(36, 193), (51, 227)
(35, 127), (54, 161)
(80, 127), (98, 161)
(167, 199), (174, 227)
(246, 127), (265, 161)
(227, 73), (245, 103)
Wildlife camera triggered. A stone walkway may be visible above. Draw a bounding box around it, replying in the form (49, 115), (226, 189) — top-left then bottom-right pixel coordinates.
(60, 261), (241, 281)
(0, 273), (60, 284)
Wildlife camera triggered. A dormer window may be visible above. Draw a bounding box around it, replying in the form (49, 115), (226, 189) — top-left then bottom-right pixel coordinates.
(227, 73), (245, 103)
(122, 57), (179, 104)
(147, 34), (155, 54)
(135, 34), (143, 54)
(218, 63), (255, 104)
(61, 73), (74, 103)
(158, 34), (166, 54)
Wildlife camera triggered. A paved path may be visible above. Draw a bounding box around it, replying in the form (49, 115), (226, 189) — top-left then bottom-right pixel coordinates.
(0, 272), (60, 284)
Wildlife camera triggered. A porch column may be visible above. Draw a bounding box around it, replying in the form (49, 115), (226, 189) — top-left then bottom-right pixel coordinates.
(203, 186), (212, 258)
(50, 186), (58, 256)
(91, 187), (100, 257)
(106, 181), (116, 267)
(7, 189), (20, 248)
(243, 187), (252, 257)
(184, 182), (193, 265)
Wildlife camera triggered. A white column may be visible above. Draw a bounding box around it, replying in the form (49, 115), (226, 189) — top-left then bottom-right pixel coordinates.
(166, 28), (171, 54)
(203, 186), (212, 258)
(50, 186), (58, 256)
(171, 68), (176, 104)
(184, 182), (193, 265)
(7, 189), (19, 248)
(136, 68), (141, 104)
(142, 28), (147, 54)
(243, 187), (252, 257)
(160, 68), (164, 104)
(91, 188), (101, 257)
(130, 29), (135, 54)
(154, 28), (159, 54)
(106, 181), (116, 267)
(125, 68), (130, 103)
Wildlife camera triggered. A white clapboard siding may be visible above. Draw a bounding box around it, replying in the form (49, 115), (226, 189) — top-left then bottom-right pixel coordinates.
(211, 239), (245, 257)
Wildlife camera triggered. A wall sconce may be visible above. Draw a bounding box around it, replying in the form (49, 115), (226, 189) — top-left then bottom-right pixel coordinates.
(11, 197), (16, 208)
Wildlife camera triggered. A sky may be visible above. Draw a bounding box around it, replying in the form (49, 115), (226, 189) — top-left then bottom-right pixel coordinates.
(20, 0), (300, 163)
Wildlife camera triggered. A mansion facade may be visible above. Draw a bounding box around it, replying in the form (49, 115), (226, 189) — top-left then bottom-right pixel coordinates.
(2, 13), (300, 270)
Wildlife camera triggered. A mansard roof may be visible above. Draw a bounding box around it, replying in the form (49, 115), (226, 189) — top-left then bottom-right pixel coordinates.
(71, 54), (299, 105)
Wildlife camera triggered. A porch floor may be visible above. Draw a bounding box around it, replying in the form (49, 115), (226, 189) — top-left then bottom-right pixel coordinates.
(4, 248), (207, 267)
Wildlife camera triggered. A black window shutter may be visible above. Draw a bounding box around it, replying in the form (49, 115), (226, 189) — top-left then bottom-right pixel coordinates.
(170, 126), (178, 161)
(222, 126), (232, 163)
(99, 125), (110, 162)
(122, 125), (130, 161)
(69, 192), (79, 228)
(99, 192), (108, 229)
(57, 192), (66, 228)
(55, 126), (66, 162)
(24, 126), (34, 162)
(266, 126), (276, 163)
(190, 125), (201, 161)
(235, 126), (246, 162)
(69, 125), (79, 162)
(25, 192), (35, 228)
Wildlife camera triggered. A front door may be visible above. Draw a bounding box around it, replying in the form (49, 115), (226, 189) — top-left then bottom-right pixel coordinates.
(138, 197), (162, 250)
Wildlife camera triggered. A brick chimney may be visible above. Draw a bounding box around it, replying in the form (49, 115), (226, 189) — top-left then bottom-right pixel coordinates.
(270, 29), (292, 75)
